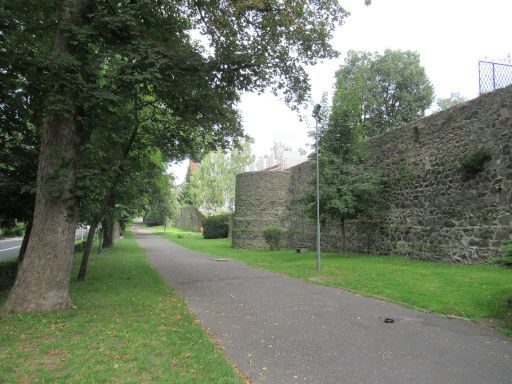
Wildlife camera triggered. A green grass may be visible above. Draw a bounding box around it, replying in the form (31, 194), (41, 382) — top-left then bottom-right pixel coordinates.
(0, 232), (246, 383)
(148, 226), (512, 335)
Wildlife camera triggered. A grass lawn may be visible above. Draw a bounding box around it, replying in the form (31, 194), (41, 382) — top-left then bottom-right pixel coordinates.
(0, 232), (246, 383)
(148, 226), (512, 335)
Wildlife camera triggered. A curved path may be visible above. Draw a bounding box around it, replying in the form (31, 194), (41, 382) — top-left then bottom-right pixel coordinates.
(134, 228), (511, 384)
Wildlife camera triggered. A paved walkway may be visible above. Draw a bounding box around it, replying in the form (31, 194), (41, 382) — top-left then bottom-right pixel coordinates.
(134, 228), (511, 384)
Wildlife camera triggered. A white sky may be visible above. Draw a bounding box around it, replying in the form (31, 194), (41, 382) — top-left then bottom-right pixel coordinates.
(172, 0), (512, 183)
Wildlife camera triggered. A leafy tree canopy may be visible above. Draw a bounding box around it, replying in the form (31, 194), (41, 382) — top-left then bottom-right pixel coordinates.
(334, 49), (434, 137)
(181, 140), (254, 211)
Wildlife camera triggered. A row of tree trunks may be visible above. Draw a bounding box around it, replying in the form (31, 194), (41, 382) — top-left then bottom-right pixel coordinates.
(76, 100), (140, 281)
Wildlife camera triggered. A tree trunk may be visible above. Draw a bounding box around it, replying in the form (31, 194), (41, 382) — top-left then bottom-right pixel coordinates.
(76, 87), (140, 280)
(76, 219), (99, 281)
(1, 116), (79, 313)
(1, 2), (87, 313)
(18, 220), (32, 262)
(341, 219), (346, 254)
(98, 225), (103, 253)
(102, 219), (114, 248)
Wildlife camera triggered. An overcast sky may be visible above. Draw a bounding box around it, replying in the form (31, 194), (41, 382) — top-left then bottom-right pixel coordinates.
(172, 0), (512, 182)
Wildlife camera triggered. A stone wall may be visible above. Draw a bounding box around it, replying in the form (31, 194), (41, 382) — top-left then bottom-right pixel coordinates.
(232, 171), (291, 248)
(176, 206), (205, 232)
(232, 86), (512, 262)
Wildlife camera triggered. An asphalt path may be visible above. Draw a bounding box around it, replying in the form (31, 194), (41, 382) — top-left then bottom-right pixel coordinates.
(134, 227), (512, 384)
(0, 228), (89, 262)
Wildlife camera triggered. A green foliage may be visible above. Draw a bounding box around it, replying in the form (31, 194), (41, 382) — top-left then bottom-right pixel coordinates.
(0, 222), (25, 237)
(459, 146), (492, 174)
(181, 141), (254, 211)
(305, 94), (385, 231)
(334, 50), (434, 137)
(492, 241), (512, 268)
(263, 226), (284, 251)
(436, 92), (467, 111)
(143, 173), (180, 227)
(202, 214), (230, 239)
(304, 49), (433, 241)
(0, 261), (18, 291)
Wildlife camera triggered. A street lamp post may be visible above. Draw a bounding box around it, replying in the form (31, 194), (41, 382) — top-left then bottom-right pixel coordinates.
(312, 104), (322, 271)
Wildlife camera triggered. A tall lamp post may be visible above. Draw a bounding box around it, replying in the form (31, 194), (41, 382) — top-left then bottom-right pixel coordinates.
(312, 104), (322, 271)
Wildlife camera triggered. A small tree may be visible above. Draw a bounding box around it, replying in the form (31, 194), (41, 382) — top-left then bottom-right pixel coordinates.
(263, 226), (284, 251)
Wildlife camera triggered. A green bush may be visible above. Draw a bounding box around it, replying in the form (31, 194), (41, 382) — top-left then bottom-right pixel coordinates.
(202, 214), (230, 239)
(263, 226), (284, 251)
(1, 222), (25, 237)
(459, 145), (491, 174)
(492, 241), (512, 268)
(0, 261), (18, 291)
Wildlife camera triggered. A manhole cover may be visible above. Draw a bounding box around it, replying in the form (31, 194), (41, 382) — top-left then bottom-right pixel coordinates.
(377, 315), (402, 324)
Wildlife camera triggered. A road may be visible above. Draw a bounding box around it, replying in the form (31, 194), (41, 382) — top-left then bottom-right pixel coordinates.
(0, 238), (23, 262)
(0, 228), (89, 262)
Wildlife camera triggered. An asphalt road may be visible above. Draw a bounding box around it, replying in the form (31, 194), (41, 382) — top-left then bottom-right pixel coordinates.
(0, 238), (23, 262)
(0, 228), (89, 262)
(135, 228), (512, 384)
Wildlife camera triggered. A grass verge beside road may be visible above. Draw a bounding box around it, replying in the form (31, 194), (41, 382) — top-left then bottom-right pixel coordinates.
(148, 226), (512, 335)
(0, 232), (246, 383)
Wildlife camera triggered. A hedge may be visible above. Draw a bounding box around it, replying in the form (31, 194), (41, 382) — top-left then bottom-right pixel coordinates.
(202, 214), (230, 239)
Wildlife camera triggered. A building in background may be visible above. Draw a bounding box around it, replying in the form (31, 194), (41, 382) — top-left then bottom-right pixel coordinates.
(248, 149), (308, 172)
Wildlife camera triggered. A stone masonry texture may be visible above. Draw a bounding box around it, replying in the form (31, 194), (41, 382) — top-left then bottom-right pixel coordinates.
(232, 86), (512, 262)
(176, 205), (205, 232)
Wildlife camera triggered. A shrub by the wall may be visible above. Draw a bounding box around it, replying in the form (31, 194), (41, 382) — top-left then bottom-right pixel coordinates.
(203, 214), (230, 239)
(263, 226), (284, 251)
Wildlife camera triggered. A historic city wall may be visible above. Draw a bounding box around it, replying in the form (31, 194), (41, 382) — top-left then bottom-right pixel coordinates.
(176, 205), (205, 232)
(232, 171), (291, 248)
(232, 85), (512, 262)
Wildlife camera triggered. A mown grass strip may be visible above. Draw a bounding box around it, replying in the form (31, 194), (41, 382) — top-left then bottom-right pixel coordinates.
(148, 226), (512, 335)
(0, 232), (246, 383)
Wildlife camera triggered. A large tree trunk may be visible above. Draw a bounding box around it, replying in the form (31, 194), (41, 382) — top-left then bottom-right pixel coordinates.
(1, 2), (84, 314)
(1, 117), (79, 313)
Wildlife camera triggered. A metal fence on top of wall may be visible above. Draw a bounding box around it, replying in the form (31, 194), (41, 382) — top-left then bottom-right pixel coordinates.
(478, 60), (512, 94)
